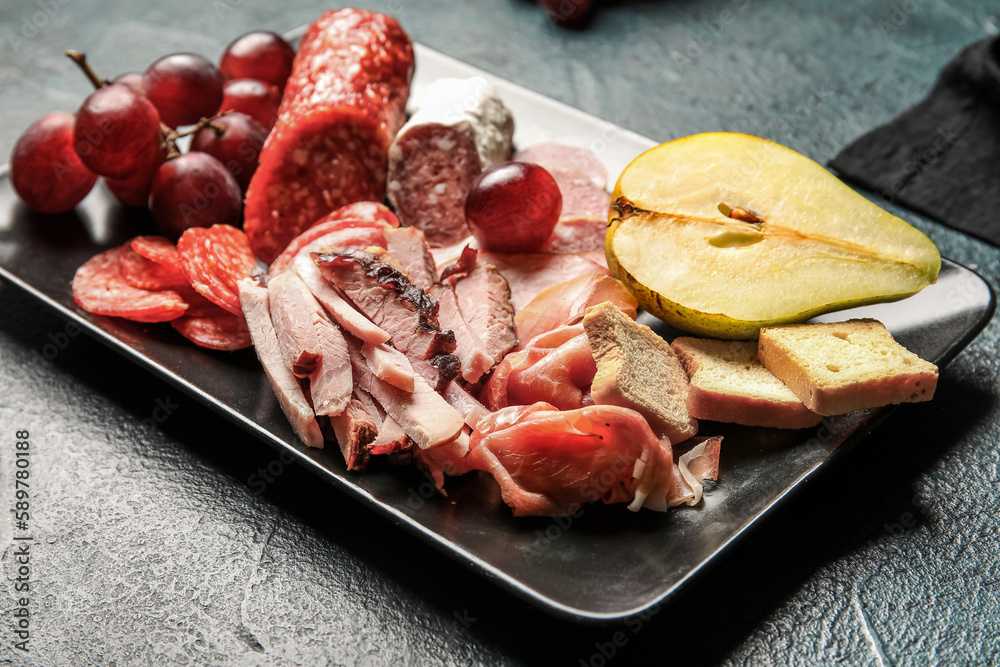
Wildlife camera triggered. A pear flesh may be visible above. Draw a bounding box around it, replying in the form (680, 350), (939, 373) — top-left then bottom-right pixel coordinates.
(606, 133), (941, 339)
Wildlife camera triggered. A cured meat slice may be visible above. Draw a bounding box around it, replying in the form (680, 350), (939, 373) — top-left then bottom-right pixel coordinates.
(315, 249), (459, 391)
(467, 403), (677, 517)
(428, 283), (494, 384)
(72, 245), (188, 323)
(120, 245), (188, 290)
(384, 226), (437, 290)
(267, 271), (352, 417)
(513, 273), (637, 349)
(477, 251), (609, 313)
(176, 225), (257, 316)
(268, 201), (398, 275)
(412, 430), (472, 490)
(442, 382), (491, 430)
(550, 168), (612, 222)
(484, 324), (596, 411)
(538, 218), (608, 254)
(368, 416), (409, 456)
(170, 308), (252, 351)
(513, 142), (608, 190)
(272, 225), (388, 278)
(243, 9), (415, 263)
(293, 257), (390, 345)
(346, 336), (464, 449)
(328, 397), (376, 471)
(386, 77), (514, 247)
(362, 340), (416, 392)
(238, 278), (323, 448)
(450, 263), (517, 367)
(130, 235), (183, 272)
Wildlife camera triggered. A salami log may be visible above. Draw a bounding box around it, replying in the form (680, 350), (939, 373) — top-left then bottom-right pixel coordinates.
(243, 8), (415, 264)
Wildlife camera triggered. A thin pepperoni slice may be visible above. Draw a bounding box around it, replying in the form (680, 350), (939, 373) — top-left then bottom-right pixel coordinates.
(176, 225), (257, 315)
(72, 245), (188, 322)
(119, 245), (189, 290)
(171, 306), (252, 351)
(130, 235), (183, 272)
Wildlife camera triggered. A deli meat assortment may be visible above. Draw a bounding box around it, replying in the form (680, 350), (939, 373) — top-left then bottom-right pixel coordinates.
(21, 7), (941, 519)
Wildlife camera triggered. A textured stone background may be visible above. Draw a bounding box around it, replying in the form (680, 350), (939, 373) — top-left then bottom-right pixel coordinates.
(1, 0), (999, 665)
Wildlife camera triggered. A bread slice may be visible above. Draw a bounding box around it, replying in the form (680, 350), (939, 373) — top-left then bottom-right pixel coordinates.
(672, 337), (822, 429)
(583, 301), (698, 443)
(758, 318), (938, 416)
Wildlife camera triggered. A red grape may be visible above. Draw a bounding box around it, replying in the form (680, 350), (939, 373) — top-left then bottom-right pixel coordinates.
(217, 79), (280, 131)
(113, 72), (146, 95)
(11, 111), (98, 213)
(464, 162), (562, 253)
(73, 83), (163, 178)
(219, 31), (296, 92)
(105, 143), (167, 207)
(149, 152), (242, 239)
(540, 0), (593, 25)
(142, 53), (224, 128)
(189, 112), (268, 191)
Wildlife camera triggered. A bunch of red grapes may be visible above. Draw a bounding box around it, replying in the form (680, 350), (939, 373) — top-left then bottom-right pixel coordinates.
(9, 31), (295, 239)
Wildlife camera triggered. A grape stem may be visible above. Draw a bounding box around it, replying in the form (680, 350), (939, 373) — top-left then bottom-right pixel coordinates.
(64, 50), (109, 90)
(162, 112), (234, 160)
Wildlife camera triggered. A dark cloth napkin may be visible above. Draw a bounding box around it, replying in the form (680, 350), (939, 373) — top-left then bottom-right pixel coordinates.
(830, 36), (1000, 246)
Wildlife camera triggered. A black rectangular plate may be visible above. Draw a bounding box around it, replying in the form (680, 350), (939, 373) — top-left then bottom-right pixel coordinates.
(0, 44), (994, 623)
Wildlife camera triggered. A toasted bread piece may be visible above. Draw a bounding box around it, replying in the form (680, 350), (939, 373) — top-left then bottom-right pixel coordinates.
(672, 338), (822, 429)
(583, 302), (698, 443)
(758, 318), (938, 416)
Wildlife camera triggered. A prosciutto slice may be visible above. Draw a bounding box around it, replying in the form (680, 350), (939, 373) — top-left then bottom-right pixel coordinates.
(467, 402), (678, 517)
(238, 278), (324, 448)
(512, 273), (637, 350)
(475, 251), (609, 312)
(484, 324), (596, 411)
(267, 271), (352, 417)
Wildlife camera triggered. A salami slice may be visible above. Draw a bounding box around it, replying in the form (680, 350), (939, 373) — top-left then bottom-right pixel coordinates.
(549, 168), (612, 221)
(176, 225), (258, 315)
(130, 235), (183, 272)
(72, 245), (188, 322)
(171, 308), (252, 351)
(386, 77), (514, 247)
(513, 142), (608, 190)
(243, 9), (415, 264)
(119, 245), (189, 290)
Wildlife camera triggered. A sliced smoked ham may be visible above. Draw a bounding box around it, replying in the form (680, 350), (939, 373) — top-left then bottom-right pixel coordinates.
(238, 278), (324, 448)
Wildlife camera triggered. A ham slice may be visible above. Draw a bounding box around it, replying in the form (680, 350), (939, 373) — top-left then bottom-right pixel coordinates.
(362, 340), (416, 392)
(368, 416), (410, 455)
(328, 397), (377, 471)
(238, 278), (323, 448)
(346, 336), (464, 449)
(293, 256), (390, 345)
(384, 226), (437, 290)
(315, 248), (459, 390)
(429, 283), (494, 383)
(467, 402), (678, 517)
(513, 273), (637, 350)
(450, 263), (517, 367)
(267, 271), (352, 417)
(442, 381), (491, 430)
